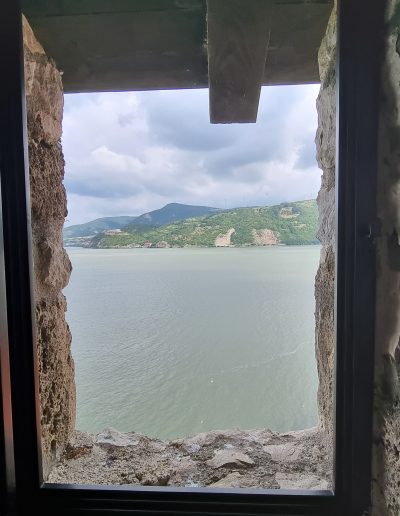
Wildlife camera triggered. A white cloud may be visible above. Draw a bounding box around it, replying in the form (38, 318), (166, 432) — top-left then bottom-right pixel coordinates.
(91, 146), (145, 173)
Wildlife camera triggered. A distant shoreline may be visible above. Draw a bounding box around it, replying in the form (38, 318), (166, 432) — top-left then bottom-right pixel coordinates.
(65, 242), (321, 250)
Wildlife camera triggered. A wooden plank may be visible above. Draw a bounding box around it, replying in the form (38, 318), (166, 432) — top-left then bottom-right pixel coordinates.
(207, 0), (271, 124)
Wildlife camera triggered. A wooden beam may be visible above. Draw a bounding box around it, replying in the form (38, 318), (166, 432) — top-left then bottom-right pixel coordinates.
(23, 0), (332, 94)
(207, 0), (271, 124)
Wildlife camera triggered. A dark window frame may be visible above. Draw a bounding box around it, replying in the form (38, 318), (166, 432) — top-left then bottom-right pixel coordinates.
(0, 0), (385, 514)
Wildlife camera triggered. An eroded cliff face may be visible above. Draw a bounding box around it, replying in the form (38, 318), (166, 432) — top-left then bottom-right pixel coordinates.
(23, 16), (75, 478)
(372, 1), (400, 513)
(314, 5), (336, 434)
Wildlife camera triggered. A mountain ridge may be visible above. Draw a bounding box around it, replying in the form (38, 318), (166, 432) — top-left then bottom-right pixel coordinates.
(81, 200), (319, 249)
(124, 203), (220, 230)
(64, 203), (219, 240)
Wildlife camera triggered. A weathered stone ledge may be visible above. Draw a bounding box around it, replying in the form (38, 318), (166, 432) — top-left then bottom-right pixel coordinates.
(48, 427), (332, 490)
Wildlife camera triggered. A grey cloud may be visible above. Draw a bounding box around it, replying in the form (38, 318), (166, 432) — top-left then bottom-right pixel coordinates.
(141, 86), (317, 179)
(203, 129), (284, 179)
(141, 179), (188, 198)
(65, 173), (144, 199)
(66, 181), (141, 199)
(232, 167), (265, 184)
(142, 89), (239, 151)
(294, 141), (318, 169)
(65, 161), (189, 201)
(118, 112), (137, 127)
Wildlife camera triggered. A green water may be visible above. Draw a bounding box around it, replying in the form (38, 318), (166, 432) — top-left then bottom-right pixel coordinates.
(64, 246), (320, 439)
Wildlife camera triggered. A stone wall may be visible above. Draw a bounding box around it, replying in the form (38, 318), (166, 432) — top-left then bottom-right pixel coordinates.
(23, 16), (75, 478)
(315, 2), (400, 513)
(314, 5), (336, 433)
(372, 1), (400, 514)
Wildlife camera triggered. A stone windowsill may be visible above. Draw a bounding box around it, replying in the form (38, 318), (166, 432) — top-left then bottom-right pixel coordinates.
(48, 426), (332, 490)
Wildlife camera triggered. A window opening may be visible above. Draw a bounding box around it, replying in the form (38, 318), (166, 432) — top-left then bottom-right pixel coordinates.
(27, 81), (334, 489)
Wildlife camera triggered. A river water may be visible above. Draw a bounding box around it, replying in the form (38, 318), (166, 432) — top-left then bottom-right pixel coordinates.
(64, 246), (320, 439)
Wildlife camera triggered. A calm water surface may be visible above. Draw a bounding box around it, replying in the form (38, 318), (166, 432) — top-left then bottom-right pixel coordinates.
(65, 246), (320, 439)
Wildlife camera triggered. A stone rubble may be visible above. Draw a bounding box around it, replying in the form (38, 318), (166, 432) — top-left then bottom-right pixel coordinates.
(48, 427), (332, 490)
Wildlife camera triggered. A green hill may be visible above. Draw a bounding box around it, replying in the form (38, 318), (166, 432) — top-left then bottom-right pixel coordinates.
(64, 216), (137, 238)
(88, 200), (319, 249)
(63, 204), (219, 246)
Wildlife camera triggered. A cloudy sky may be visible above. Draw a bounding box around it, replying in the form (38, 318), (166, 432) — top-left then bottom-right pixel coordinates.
(63, 84), (321, 226)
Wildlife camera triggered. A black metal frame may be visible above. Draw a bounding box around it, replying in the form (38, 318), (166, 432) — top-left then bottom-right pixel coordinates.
(0, 0), (386, 514)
